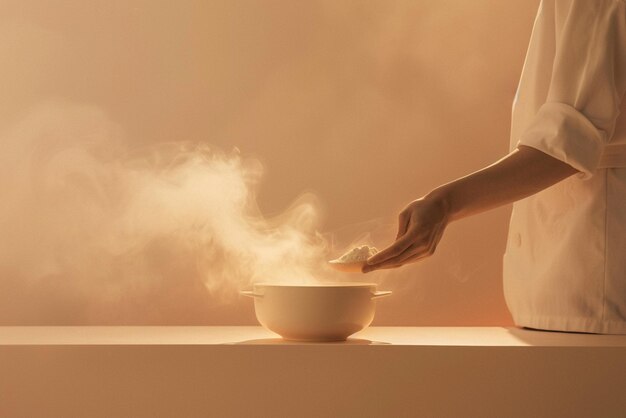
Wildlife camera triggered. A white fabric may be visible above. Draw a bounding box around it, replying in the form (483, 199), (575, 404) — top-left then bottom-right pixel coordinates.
(504, 0), (626, 333)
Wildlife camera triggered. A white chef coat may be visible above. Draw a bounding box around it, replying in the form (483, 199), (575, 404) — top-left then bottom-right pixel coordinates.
(504, 0), (626, 334)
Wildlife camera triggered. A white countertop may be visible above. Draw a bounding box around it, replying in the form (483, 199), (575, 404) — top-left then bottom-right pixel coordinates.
(2, 325), (626, 346)
(3, 326), (626, 418)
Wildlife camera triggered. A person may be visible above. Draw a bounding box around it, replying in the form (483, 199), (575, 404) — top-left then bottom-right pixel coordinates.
(363, 0), (626, 334)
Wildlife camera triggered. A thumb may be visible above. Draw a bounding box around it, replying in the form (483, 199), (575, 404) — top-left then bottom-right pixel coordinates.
(396, 211), (410, 240)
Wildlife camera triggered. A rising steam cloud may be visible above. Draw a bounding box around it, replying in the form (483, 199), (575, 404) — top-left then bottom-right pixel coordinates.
(0, 101), (335, 324)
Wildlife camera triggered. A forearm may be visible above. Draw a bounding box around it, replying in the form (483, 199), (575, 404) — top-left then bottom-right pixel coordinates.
(427, 145), (579, 222)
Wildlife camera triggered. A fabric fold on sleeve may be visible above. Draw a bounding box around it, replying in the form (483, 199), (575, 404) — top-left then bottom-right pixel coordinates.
(516, 102), (607, 179)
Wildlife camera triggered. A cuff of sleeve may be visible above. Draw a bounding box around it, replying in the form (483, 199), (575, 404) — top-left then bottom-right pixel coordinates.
(515, 102), (606, 179)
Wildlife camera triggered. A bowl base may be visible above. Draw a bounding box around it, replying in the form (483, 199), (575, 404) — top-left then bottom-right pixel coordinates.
(281, 336), (348, 343)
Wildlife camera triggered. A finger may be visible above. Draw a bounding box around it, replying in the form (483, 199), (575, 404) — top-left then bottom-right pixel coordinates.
(396, 211), (410, 240)
(390, 222), (447, 267)
(394, 225), (444, 267)
(371, 247), (428, 269)
(369, 263), (403, 271)
(363, 262), (402, 273)
(389, 246), (433, 267)
(366, 233), (415, 266)
(390, 230), (438, 266)
(363, 249), (431, 273)
(366, 224), (446, 272)
(363, 251), (428, 273)
(365, 240), (427, 272)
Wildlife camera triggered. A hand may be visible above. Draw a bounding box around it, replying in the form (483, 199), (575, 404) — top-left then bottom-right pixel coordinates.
(362, 195), (450, 273)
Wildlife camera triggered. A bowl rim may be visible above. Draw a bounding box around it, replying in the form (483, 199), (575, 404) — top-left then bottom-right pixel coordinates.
(252, 282), (377, 288)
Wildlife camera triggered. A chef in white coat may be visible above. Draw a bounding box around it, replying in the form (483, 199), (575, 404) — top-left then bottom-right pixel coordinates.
(364, 0), (626, 334)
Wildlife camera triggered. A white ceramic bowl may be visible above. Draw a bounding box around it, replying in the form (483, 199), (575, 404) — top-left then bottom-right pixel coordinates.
(240, 282), (392, 342)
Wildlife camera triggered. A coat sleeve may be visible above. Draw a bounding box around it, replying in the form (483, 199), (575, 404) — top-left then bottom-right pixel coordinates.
(516, 0), (626, 178)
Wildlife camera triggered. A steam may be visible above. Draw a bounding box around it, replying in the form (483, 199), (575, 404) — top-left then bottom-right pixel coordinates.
(0, 101), (333, 323)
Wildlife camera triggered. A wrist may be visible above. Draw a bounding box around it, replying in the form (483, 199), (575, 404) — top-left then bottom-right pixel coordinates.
(423, 186), (456, 222)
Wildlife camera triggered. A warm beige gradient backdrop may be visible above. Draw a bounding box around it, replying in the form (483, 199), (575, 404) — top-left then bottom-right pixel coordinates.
(0, 0), (540, 325)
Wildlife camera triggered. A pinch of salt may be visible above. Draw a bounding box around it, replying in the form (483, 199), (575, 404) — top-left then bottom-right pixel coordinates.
(335, 245), (379, 263)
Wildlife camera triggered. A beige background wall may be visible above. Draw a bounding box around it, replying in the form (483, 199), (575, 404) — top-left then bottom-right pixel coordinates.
(0, 0), (540, 325)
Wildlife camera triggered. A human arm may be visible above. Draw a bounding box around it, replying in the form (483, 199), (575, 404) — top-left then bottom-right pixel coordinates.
(362, 145), (577, 272)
